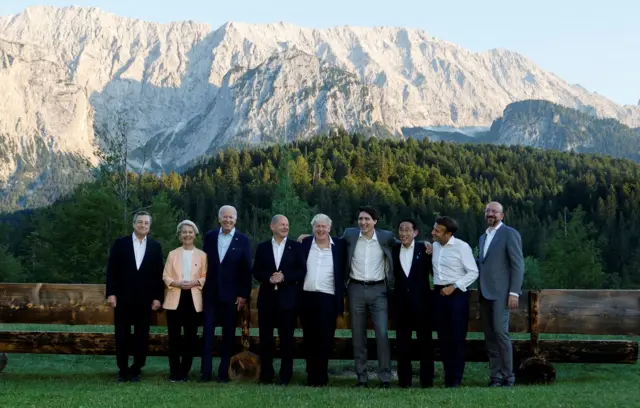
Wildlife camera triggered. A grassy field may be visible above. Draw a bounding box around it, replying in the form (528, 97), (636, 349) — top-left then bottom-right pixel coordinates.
(1, 325), (638, 407)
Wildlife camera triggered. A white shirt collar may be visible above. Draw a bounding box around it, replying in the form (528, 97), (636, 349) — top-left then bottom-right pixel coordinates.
(401, 239), (415, 250)
(219, 227), (236, 237)
(272, 236), (287, 246)
(358, 230), (378, 241)
(132, 232), (147, 242)
(312, 237), (335, 246)
(443, 236), (457, 247)
(486, 221), (503, 235)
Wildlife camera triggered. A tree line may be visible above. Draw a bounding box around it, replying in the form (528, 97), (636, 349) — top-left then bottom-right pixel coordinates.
(1, 130), (639, 289)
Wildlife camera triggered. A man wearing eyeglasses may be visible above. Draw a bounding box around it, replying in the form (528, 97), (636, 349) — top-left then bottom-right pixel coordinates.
(477, 202), (524, 388)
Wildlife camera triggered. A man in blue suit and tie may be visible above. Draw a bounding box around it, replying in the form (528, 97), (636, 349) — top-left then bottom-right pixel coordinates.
(200, 205), (253, 383)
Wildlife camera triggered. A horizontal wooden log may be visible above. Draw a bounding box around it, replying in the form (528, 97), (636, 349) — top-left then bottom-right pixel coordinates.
(0, 283), (244, 327)
(537, 290), (640, 335)
(0, 331), (636, 364)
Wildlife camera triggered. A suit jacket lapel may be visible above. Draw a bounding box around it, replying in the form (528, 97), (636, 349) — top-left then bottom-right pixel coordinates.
(174, 248), (185, 280)
(278, 239), (294, 270)
(127, 237), (137, 269)
(222, 234), (242, 265)
(479, 234), (486, 262)
(483, 227), (505, 261)
(408, 246), (422, 279)
(139, 239), (152, 270)
(210, 233), (221, 265)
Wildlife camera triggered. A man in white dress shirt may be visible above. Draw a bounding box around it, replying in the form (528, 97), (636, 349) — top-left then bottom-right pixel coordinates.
(431, 215), (478, 388)
(299, 214), (347, 387)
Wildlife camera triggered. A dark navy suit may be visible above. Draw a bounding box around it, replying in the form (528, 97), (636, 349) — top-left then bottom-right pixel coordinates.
(253, 238), (306, 384)
(200, 228), (252, 381)
(391, 241), (434, 387)
(299, 236), (347, 386)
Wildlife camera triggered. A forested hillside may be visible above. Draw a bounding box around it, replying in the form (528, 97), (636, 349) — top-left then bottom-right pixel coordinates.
(2, 131), (639, 289)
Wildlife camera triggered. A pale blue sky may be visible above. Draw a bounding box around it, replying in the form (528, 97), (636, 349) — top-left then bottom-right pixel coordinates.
(1, 1), (637, 106)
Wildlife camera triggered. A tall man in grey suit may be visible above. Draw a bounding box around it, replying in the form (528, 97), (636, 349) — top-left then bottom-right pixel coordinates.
(478, 201), (525, 388)
(341, 206), (395, 388)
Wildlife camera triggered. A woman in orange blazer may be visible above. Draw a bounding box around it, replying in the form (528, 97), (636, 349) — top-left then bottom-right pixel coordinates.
(162, 220), (207, 382)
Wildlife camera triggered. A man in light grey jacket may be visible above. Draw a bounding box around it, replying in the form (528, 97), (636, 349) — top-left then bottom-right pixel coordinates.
(477, 201), (525, 388)
(341, 206), (396, 388)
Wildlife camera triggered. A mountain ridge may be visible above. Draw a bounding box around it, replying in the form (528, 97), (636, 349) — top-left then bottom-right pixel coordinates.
(1, 5), (639, 210)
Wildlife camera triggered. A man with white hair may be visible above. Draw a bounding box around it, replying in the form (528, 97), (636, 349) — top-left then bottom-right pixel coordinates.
(299, 213), (347, 387)
(200, 205), (253, 383)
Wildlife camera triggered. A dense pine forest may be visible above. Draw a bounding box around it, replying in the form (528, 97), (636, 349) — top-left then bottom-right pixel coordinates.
(1, 131), (640, 289)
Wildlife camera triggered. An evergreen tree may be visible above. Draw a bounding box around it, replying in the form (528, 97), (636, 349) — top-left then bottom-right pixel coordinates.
(0, 245), (24, 282)
(539, 208), (606, 289)
(270, 148), (313, 238)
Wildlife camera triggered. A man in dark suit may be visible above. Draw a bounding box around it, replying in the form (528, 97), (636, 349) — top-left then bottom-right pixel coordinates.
(299, 213), (347, 387)
(392, 219), (434, 388)
(200, 205), (253, 383)
(253, 214), (306, 385)
(106, 211), (164, 383)
(478, 201), (524, 388)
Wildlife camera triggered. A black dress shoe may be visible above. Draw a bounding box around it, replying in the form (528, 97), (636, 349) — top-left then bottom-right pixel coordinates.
(353, 382), (369, 388)
(421, 382), (433, 389)
(130, 375), (141, 383)
(116, 375), (128, 383)
(399, 383), (411, 389)
(445, 383), (460, 388)
(503, 379), (516, 388)
(216, 377), (230, 384)
(199, 375), (211, 382)
(488, 380), (503, 387)
(379, 382), (391, 389)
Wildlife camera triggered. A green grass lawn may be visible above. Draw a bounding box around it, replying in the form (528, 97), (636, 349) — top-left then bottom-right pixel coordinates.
(1, 353), (639, 407)
(1, 325), (638, 407)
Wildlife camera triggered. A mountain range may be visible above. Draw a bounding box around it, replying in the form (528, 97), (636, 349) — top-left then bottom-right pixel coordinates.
(1, 5), (639, 210)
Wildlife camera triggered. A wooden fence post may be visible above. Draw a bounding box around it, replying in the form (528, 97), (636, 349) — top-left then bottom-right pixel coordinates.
(516, 290), (556, 385)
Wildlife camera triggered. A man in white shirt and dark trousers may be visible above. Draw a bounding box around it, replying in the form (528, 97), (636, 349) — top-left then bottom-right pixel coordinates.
(478, 201), (524, 388)
(299, 214), (347, 387)
(431, 216), (478, 388)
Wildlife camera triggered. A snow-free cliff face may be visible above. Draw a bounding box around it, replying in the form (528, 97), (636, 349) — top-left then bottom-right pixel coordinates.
(1, 6), (639, 207)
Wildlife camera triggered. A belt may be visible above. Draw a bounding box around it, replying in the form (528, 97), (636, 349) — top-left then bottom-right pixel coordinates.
(350, 278), (385, 286)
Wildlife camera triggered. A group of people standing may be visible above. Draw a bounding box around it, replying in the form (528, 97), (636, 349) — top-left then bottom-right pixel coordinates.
(105, 201), (524, 389)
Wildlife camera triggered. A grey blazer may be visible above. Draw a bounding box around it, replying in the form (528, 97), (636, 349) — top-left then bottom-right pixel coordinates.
(477, 224), (525, 301)
(341, 227), (397, 290)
